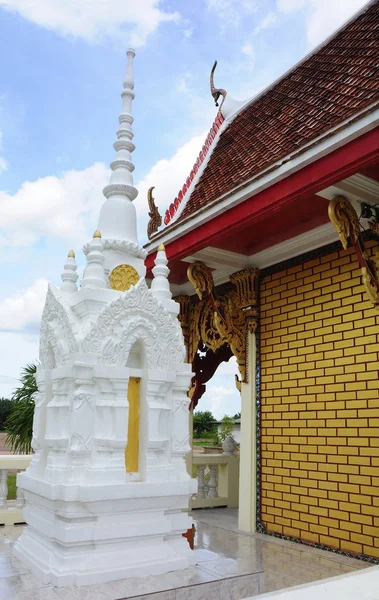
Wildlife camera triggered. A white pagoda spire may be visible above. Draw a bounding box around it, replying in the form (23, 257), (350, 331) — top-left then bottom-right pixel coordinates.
(60, 250), (78, 294)
(97, 48), (139, 245)
(82, 230), (106, 288)
(93, 49), (146, 282)
(151, 243), (179, 315)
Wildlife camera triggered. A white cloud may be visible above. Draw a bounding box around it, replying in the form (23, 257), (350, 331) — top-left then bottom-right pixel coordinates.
(207, 0), (258, 28)
(241, 42), (255, 69)
(277, 0), (368, 47)
(0, 162), (109, 248)
(0, 0), (180, 46)
(0, 278), (48, 333)
(134, 131), (208, 244)
(253, 11), (277, 34)
(194, 357), (241, 420)
(175, 72), (192, 94)
(0, 126), (212, 251)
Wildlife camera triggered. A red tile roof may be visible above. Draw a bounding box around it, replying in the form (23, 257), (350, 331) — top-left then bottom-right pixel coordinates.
(176, 0), (379, 224)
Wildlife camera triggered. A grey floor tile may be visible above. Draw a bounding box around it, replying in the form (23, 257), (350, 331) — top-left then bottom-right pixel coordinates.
(109, 573), (172, 598)
(175, 581), (220, 600)
(162, 565), (220, 588)
(219, 574), (261, 600)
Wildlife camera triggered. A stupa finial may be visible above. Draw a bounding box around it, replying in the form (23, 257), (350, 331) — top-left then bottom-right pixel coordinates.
(151, 244), (179, 315)
(60, 251), (78, 294)
(82, 233), (106, 288)
(97, 49), (140, 245)
(102, 48), (137, 202)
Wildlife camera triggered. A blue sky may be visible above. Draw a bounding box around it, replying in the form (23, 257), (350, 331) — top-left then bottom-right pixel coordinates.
(0, 0), (368, 417)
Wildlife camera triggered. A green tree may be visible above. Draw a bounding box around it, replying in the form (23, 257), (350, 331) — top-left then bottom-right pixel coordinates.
(0, 398), (13, 430)
(5, 363), (37, 454)
(193, 410), (217, 439)
(232, 412), (241, 419)
(218, 415), (235, 442)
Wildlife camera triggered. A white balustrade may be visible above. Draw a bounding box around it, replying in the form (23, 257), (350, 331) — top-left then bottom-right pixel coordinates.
(0, 455), (32, 526)
(191, 454), (239, 509)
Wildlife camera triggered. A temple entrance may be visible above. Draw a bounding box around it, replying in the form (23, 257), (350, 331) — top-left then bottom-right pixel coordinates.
(177, 263), (259, 532)
(191, 355), (241, 514)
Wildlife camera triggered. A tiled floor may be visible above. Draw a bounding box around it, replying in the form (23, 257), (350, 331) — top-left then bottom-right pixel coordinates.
(0, 509), (370, 600)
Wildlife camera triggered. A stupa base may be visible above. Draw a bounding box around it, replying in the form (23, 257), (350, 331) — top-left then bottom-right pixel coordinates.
(14, 475), (196, 587)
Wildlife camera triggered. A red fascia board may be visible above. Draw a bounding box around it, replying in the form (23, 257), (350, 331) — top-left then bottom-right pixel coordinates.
(145, 126), (379, 271)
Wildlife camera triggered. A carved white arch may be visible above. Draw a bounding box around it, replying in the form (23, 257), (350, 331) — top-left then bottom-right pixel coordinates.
(82, 280), (185, 368)
(39, 285), (78, 369)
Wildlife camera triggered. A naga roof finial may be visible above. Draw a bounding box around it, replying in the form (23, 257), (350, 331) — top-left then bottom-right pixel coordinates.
(147, 186), (162, 239)
(210, 60), (227, 109)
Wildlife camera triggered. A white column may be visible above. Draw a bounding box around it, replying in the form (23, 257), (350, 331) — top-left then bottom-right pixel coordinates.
(238, 329), (257, 533)
(185, 406), (193, 477)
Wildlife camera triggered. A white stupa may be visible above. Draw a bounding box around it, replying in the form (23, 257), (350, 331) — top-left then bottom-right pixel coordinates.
(14, 49), (196, 587)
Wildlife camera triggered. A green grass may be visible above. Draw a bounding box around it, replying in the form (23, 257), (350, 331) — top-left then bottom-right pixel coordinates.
(7, 474), (16, 500)
(193, 441), (217, 447)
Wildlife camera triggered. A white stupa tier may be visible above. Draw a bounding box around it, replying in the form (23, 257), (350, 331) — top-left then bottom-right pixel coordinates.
(14, 50), (196, 587)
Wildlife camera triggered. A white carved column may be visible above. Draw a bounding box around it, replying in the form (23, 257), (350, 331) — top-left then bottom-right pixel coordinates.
(144, 379), (172, 479)
(171, 368), (192, 478)
(68, 364), (95, 481)
(238, 329), (257, 533)
(44, 376), (72, 482)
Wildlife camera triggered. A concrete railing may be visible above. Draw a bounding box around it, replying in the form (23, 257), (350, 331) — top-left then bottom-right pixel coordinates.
(191, 454), (239, 509)
(0, 455), (31, 525)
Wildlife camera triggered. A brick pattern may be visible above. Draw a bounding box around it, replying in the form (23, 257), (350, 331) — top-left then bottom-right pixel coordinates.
(260, 242), (379, 558)
(178, 2), (379, 222)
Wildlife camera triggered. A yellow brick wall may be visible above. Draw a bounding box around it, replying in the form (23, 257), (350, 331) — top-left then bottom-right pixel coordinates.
(260, 242), (379, 558)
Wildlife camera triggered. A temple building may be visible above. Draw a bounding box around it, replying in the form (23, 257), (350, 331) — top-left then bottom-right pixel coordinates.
(145, 0), (379, 561)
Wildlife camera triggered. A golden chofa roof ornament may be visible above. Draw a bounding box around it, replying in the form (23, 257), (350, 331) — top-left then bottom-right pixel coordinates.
(210, 61), (227, 109)
(147, 186), (162, 239)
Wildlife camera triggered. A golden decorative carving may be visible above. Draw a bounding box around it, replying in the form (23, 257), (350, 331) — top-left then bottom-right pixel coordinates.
(328, 195), (379, 307)
(147, 186), (162, 239)
(188, 301), (202, 364)
(187, 262), (214, 300)
(230, 268), (259, 333)
(68, 249), (75, 258)
(176, 296), (191, 350)
(369, 220), (379, 237)
(213, 293), (247, 381)
(93, 229), (102, 238)
(362, 262), (379, 306)
(328, 196), (360, 250)
(110, 264), (140, 292)
(185, 262), (260, 382)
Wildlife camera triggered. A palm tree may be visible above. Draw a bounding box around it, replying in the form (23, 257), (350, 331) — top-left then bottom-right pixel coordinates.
(5, 363), (37, 454)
